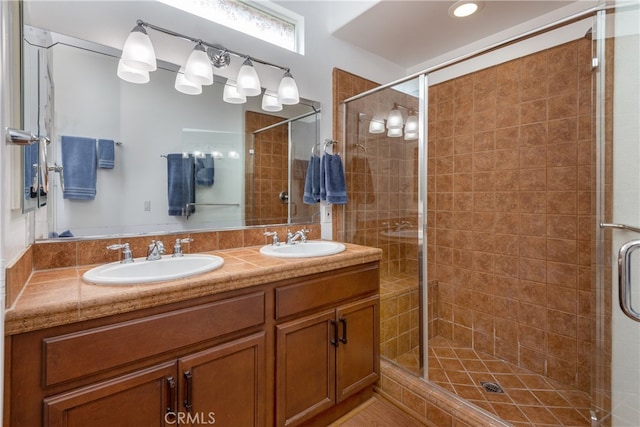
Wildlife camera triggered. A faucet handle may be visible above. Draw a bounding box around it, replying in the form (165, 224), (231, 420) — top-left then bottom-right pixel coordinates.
(172, 238), (193, 257)
(298, 228), (310, 242)
(264, 231), (280, 246)
(107, 243), (133, 264)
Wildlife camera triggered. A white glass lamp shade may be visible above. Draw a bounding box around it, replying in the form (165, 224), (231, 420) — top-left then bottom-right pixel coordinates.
(386, 107), (404, 129)
(236, 58), (261, 96)
(120, 25), (156, 72)
(404, 132), (418, 140)
(175, 66), (202, 95)
(184, 44), (213, 86)
(387, 128), (403, 138)
(117, 59), (150, 84)
(368, 119), (385, 134)
(223, 80), (247, 104)
(277, 71), (299, 105)
(262, 90), (282, 112)
(404, 113), (418, 133)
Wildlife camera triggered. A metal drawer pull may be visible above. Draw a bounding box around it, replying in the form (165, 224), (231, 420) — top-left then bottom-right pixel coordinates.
(600, 222), (640, 234)
(618, 239), (640, 322)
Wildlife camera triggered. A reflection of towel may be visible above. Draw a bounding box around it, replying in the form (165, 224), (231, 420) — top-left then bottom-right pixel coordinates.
(195, 154), (214, 186)
(303, 155), (320, 204)
(24, 143), (39, 198)
(98, 139), (115, 169)
(49, 230), (74, 238)
(61, 135), (97, 200)
(167, 153), (195, 216)
(352, 156), (375, 204)
(321, 154), (348, 205)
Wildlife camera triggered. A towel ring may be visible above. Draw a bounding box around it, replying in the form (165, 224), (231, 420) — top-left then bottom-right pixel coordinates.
(323, 139), (337, 154)
(310, 143), (320, 156)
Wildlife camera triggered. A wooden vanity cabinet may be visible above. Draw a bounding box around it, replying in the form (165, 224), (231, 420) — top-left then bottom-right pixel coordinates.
(274, 263), (380, 427)
(4, 261), (379, 427)
(43, 332), (265, 427)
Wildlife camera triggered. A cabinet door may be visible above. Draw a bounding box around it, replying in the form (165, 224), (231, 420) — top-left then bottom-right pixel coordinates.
(276, 309), (336, 427)
(336, 295), (379, 402)
(43, 361), (177, 427)
(178, 332), (266, 427)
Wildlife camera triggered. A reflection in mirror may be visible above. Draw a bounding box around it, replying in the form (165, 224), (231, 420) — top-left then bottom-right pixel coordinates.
(23, 26), (320, 239)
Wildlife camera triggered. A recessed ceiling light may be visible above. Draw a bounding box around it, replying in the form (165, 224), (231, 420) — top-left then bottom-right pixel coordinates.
(449, 0), (484, 18)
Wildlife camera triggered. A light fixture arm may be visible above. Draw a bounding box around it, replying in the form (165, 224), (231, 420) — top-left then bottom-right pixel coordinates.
(136, 19), (290, 73)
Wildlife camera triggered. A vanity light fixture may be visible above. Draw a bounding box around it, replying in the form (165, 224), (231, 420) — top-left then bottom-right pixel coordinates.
(117, 19), (300, 110)
(184, 43), (214, 86)
(404, 110), (418, 133)
(448, 0), (483, 18)
(387, 127), (403, 138)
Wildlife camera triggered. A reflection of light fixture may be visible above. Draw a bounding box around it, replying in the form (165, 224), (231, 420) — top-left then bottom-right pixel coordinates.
(117, 60), (150, 84)
(117, 19), (300, 105)
(448, 0), (483, 18)
(174, 65), (202, 95)
(223, 80), (246, 104)
(261, 90), (282, 112)
(228, 151), (240, 159)
(386, 104), (404, 129)
(366, 104), (419, 140)
(184, 43), (213, 86)
(211, 151), (223, 159)
(120, 22), (156, 71)
(404, 110), (418, 133)
(368, 119), (385, 134)
(387, 128), (403, 138)
(236, 58), (261, 96)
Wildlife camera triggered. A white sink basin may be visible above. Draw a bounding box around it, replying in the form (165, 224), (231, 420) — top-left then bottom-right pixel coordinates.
(260, 240), (346, 258)
(82, 254), (224, 285)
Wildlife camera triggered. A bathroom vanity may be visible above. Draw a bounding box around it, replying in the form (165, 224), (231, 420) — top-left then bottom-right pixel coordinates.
(3, 243), (381, 427)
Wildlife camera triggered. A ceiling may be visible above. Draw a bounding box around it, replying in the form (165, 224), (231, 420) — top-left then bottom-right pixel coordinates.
(331, 1), (599, 70)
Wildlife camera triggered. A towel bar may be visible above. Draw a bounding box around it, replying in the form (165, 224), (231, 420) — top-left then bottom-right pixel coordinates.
(184, 202), (240, 219)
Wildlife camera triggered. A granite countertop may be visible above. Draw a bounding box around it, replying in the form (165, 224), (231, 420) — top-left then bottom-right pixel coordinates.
(5, 243), (382, 336)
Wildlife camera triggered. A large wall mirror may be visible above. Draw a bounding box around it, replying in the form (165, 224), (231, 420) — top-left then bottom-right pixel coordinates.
(23, 4), (321, 240)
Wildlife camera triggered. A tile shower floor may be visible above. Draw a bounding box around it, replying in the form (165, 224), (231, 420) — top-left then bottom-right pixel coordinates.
(392, 337), (591, 427)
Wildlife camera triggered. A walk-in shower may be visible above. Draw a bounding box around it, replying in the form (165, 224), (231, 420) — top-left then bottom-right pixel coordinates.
(341, 3), (639, 426)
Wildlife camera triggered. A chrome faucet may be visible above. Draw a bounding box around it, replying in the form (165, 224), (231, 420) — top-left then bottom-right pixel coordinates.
(394, 221), (414, 231)
(147, 240), (165, 261)
(107, 243), (133, 264)
(172, 238), (193, 257)
(264, 231), (280, 246)
(286, 228), (309, 245)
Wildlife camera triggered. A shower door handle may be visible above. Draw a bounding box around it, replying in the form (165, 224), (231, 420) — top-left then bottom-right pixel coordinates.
(617, 239), (640, 322)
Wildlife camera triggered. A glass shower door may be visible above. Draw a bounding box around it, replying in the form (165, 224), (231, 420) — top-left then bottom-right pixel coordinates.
(595, 3), (640, 426)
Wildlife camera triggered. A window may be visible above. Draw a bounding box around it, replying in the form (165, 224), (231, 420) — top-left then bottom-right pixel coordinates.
(157, 0), (303, 53)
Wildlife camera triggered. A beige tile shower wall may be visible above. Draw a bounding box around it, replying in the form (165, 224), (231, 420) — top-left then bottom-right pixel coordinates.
(428, 39), (594, 391)
(245, 111), (288, 226)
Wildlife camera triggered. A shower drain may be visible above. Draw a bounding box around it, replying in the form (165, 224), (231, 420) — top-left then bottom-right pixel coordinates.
(480, 381), (505, 394)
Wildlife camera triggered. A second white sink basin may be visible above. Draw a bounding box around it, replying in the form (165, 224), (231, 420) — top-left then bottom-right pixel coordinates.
(82, 254), (224, 285)
(260, 240), (346, 258)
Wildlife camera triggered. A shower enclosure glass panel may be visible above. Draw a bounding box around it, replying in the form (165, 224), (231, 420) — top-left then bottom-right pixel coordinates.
(594, 4), (640, 426)
(342, 77), (424, 375)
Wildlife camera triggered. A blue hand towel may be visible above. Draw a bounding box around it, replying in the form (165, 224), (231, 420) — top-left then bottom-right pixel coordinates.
(61, 135), (97, 200)
(195, 154), (214, 186)
(303, 155), (321, 204)
(167, 153), (196, 216)
(323, 154), (348, 205)
(319, 154), (327, 201)
(97, 139), (115, 169)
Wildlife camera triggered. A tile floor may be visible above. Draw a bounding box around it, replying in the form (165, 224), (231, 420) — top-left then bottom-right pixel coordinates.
(391, 336), (591, 427)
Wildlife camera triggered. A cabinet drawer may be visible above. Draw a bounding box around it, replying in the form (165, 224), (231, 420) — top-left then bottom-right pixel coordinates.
(275, 263), (378, 319)
(43, 291), (265, 387)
